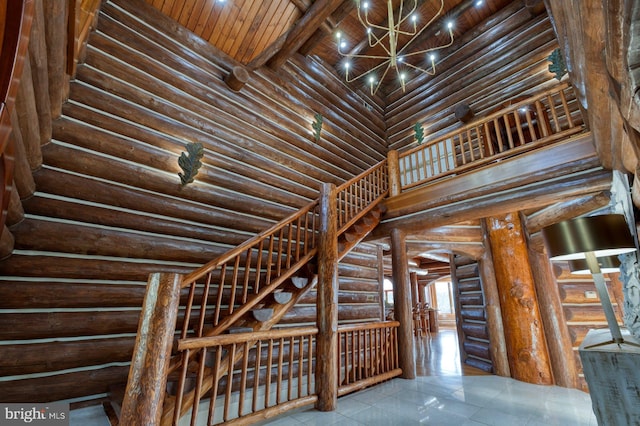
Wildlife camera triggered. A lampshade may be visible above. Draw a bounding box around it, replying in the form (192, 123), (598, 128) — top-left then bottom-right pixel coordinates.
(568, 255), (621, 275)
(541, 214), (636, 261)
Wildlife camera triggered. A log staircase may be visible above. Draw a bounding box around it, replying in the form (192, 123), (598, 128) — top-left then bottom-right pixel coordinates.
(115, 162), (389, 425)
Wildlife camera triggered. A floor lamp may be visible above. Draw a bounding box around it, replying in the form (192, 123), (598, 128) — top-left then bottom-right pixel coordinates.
(541, 214), (637, 348)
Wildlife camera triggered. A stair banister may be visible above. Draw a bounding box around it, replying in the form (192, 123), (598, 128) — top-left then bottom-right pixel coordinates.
(120, 273), (183, 426)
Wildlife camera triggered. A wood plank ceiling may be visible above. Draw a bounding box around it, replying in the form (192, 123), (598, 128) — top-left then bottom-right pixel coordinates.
(144, 0), (516, 97)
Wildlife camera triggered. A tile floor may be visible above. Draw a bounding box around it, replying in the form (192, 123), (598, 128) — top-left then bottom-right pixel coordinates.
(69, 330), (597, 425)
(255, 374), (596, 425)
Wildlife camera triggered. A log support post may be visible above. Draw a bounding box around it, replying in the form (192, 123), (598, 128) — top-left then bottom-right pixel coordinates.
(387, 150), (401, 197)
(315, 182), (339, 411)
(527, 244), (579, 388)
(485, 212), (553, 384)
(410, 272), (418, 307)
(478, 224), (510, 377)
(377, 245), (385, 320)
(390, 228), (416, 379)
(120, 272), (182, 426)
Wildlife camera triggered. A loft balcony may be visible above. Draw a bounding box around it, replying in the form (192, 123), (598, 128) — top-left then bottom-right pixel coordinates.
(373, 83), (602, 237)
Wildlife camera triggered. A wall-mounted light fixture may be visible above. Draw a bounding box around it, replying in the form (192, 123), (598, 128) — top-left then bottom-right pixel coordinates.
(541, 214), (638, 348)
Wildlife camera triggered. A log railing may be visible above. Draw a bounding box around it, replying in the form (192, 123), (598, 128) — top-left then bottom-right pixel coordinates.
(396, 83), (585, 191)
(166, 321), (400, 425)
(124, 161), (390, 425)
(337, 321), (401, 396)
(173, 327), (318, 425)
(177, 199), (321, 339)
(336, 160), (389, 232)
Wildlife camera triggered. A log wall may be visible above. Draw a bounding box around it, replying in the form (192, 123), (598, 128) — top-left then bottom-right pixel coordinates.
(0, 0), (386, 403)
(385, 2), (560, 154)
(555, 264), (624, 392)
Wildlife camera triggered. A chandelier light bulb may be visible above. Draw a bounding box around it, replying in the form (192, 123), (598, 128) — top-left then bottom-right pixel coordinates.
(335, 0), (453, 95)
(336, 31), (342, 39)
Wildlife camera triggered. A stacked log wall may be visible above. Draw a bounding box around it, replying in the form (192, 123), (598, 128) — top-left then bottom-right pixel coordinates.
(0, 0), (386, 403)
(555, 264), (624, 392)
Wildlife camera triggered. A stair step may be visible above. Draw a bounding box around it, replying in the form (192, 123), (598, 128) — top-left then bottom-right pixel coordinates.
(344, 231), (359, 242)
(252, 308), (274, 322)
(273, 291), (292, 304)
(291, 276), (308, 288)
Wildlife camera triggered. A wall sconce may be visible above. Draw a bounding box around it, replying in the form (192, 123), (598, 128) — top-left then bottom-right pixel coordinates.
(541, 214), (637, 348)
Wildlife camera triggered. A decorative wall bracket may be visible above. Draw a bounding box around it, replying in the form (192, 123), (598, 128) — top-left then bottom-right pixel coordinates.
(178, 142), (204, 186)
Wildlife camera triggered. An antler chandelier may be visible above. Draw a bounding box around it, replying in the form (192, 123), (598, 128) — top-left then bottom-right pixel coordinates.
(336, 0), (454, 95)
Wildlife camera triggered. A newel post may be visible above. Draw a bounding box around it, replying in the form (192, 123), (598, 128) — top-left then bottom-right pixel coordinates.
(120, 272), (182, 426)
(387, 150), (401, 197)
(316, 182), (339, 411)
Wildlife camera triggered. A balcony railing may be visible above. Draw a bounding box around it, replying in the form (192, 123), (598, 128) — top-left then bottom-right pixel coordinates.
(394, 83), (585, 192)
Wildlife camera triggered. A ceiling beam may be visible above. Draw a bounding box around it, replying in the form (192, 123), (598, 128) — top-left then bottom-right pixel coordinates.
(266, 0), (346, 70)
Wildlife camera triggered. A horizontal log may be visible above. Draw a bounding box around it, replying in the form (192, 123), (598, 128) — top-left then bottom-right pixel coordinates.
(460, 307), (486, 321)
(32, 167), (273, 234)
(458, 293), (484, 306)
(298, 290), (379, 305)
(464, 356), (493, 373)
(0, 365), (130, 403)
(558, 281), (610, 304)
(463, 341), (491, 360)
(461, 322), (489, 340)
(42, 142), (294, 223)
(12, 218), (229, 263)
(21, 195), (253, 248)
(52, 117), (316, 206)
(0, 254), (193, 281)
(563, 305), (621, 322)
(0, 310), (142, 340)
(337, 278), (379, 293)
(457, 278), (482, 292)
(281, 305), (381, 324)
(0, 336), (134, 376)
(455, 263), (479, 279)
(337, 263), (379, 280)
(0, 281), (148, 308)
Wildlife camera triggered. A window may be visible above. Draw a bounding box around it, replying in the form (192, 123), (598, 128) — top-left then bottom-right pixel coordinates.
(435, 280), (453, 314)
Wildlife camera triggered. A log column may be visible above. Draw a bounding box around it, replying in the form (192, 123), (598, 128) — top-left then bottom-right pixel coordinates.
(387, 150), (401, 197)
(377, 245), (385, 320)
(477, 226), (510, 377)
(390, 228), (415, 379)
(315, 183), (339, 411)
(527, 245), (578, 388)
(119, 272), (182, 426)
(410, 272), (418, 307)
(485, 212), (553, 384)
